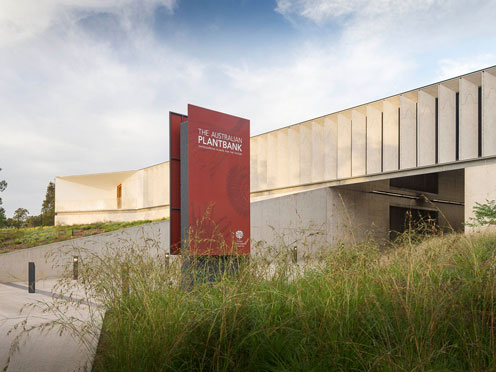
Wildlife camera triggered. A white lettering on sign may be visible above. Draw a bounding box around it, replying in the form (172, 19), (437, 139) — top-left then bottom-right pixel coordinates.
(197, 128), (243, 155)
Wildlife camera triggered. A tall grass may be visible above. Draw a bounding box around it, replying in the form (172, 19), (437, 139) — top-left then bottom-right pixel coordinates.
(11, 228), (496, 372)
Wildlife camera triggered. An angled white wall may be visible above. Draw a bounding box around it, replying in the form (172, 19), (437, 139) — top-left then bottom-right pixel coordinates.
(465, 163), (496, 232)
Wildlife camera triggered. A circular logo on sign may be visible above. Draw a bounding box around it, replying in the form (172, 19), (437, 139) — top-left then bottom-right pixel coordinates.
(235, 230), (244, 240)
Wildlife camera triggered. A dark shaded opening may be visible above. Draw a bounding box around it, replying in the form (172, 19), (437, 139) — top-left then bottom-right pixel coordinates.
(390, 173), (439, 194)
(478, 86), (482, 157)
(381, 112), (384, 172)
(456, 92), (459, 161)
(435, 97), (439, 164)
(116, 184), (122, 209)
(398, 107), (401, 169)
(365, 116), (368, 174)
(416, 103), (418, 167)
(389, 206), (439, 241)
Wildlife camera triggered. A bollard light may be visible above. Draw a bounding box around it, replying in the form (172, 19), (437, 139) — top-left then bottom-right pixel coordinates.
(165, 252), (170, 264)
(28, 262), (35, 293)
(292, 246), (298, 264)
(73, 256), (79, 280)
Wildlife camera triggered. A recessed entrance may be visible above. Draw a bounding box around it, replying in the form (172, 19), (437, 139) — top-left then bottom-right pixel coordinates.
(389, 206), (439, 240)
(116, 184), (122, 209)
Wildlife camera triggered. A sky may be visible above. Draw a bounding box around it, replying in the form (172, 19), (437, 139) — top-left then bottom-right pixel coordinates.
(1, 0), (496, 217)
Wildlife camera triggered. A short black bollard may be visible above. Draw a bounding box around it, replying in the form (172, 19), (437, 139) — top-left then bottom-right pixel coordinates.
(292, 246), (298, 264)
(73, 256), (79, 280)
(28, 262), (35, 293)
(121, 264), (129, 297)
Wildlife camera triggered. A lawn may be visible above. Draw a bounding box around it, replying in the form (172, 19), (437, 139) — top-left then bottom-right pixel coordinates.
(0, 220), (162, 254)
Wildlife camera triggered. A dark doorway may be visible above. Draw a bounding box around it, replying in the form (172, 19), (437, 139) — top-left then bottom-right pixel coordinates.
(389, 206), (438, 240)
(117, 184), (122, 209)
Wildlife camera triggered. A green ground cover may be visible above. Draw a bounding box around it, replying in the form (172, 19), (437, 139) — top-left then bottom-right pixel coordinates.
(0, 220), (159, 253)
(79, 230), (496, 372)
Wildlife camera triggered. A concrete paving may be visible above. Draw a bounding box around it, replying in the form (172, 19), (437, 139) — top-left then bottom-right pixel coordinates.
(0, 280), (102, 372)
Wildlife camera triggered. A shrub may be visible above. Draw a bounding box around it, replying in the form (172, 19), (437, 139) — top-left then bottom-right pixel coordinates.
(467, 199), (496, 227)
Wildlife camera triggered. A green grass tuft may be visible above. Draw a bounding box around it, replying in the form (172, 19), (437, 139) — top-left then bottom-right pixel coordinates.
(80, 231), (496, 372)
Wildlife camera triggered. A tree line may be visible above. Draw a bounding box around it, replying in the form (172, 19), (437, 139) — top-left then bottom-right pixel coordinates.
(0, 168), (55, 229)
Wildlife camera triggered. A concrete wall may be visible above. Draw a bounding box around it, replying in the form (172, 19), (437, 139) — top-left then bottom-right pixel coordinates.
(55, 206), (170, 225)
(251, 169), (465, 257)
(0, 221), (169, 282)
(465, 162), (496, 231)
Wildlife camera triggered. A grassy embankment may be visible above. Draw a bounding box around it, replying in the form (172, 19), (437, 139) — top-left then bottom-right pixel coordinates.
(65, 229), (496, 372)
(0, 220), (160, 254)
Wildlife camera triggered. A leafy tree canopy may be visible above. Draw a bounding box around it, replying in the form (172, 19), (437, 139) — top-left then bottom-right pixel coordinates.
(0, 168), (6, 227)
(41, 181), (55, 226)
(13, 208), (29, 229)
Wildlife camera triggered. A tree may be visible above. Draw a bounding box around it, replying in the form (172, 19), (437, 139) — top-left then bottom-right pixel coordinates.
(41, 181), (55, 226)
(26, 214), (42, 228)
(0, 168), (6, 227)
(13, 208), (29, 229)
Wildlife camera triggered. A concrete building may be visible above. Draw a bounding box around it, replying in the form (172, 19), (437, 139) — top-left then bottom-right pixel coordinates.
(55, 66), (496, 247)
(55, 162), (169, 225)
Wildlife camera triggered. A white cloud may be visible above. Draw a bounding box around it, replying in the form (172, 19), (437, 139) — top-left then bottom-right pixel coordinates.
(437, 54), (496, 80)
(275, 0), (439, 24)
(0, 0), (176, 46)
(1, 0), (496, 215)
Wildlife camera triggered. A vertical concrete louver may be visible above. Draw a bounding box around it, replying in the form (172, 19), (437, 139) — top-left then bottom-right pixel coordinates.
(351, 109), (366, 177)
(382, 97), (399, 172)
(459, 75), (479, 160)
(417, 89), (436, 167)
(483, 70), (496, 157)
(366, 103), (382, 174)
(438, 82), (457, 163)
(400, 94), (417, 169)
(337, 113), (352, 179)
(247, 66), (496, 196)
